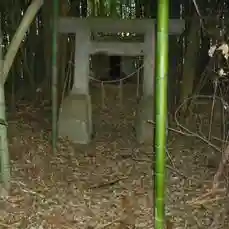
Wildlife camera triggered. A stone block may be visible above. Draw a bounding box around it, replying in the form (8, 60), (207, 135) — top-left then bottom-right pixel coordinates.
(135, 95), (154, 144)
(58, 93), (92, 144)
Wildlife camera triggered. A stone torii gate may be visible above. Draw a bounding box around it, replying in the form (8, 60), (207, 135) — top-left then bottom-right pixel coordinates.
(57, 17), (184, 144)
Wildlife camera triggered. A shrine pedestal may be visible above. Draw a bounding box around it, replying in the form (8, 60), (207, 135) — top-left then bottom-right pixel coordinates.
(58, 93), (92, 144)
(135, 95), (154, 144)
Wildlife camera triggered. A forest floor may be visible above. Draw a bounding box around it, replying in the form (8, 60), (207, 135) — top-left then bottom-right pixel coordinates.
(1, 84), (229, 229)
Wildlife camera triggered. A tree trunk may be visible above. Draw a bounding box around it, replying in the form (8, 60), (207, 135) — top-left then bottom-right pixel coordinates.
(41, 0), (52, 98)
(58, 0), (70, 106)
(180, 15), (200, 111)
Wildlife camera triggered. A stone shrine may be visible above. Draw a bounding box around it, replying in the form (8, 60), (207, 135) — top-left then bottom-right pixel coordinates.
(58, 17), (185, 144)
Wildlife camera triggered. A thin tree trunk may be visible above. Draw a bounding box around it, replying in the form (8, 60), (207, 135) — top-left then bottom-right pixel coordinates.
(2, 0), (43, 83)
(42, 0), (52, 98)
(58, 0), (70, 105)
(180, 15), (200, 111)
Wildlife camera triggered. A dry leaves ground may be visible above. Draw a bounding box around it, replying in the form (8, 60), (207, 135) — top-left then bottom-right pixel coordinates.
(0, 84), (229, 229)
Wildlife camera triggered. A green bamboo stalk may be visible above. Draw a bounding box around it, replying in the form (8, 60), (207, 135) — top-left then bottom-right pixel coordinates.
(155, 0), (169, 229)
(52, 0), (59, 153)
(0, 14), (10, 191)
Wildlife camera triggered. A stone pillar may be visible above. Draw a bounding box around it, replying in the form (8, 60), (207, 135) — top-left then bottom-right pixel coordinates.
(143, 25), (155, 97)
(58, 27), (93, 144)
(135, 25), (155, 144)
(72, 27), (90, 94)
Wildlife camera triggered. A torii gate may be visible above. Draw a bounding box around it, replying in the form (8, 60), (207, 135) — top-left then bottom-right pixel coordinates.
(57, 17), (185, 144)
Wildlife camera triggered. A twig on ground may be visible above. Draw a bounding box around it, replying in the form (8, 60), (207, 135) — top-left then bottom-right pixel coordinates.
(212, 144), (229, 189)
(90, 176), (128, 189)
(186, 188), (226, 205)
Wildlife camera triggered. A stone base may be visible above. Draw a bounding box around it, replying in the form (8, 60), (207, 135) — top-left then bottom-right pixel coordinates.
(58, 93), (92, 144)
(135, 95), (154, 144)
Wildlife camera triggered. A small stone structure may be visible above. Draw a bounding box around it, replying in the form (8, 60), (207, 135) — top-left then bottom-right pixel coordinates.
(58, 17), (184, 144)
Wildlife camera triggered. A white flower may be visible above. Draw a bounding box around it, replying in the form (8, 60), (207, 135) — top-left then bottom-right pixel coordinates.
(218, 68), (226, 76)
(208, 45), (217, 57)
(208, 43), (229, 59)
(217, 43), (229, 59)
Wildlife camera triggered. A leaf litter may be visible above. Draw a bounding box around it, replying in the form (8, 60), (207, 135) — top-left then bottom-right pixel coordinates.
(0, 84), (229, 229)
